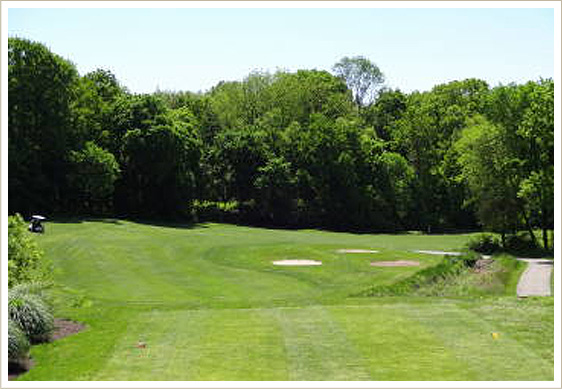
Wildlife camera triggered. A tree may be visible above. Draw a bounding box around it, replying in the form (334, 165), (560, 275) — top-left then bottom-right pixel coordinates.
(267, 70), (355, 126)
(8, 37), (80, 215)
(67, 142), (120, 214)
(121, 120), (201, 217)
(455, 116), (521, 243)
(83, 68), (126, 102)
(482, 81), (554, 248)
(516, 79), (554, 250)
(210, 128), (268, 202)
(332, 56), (385, 106)
(72, 69), (127, 149)
(254, 157), (296, 224)
(362, 88), (407, 141)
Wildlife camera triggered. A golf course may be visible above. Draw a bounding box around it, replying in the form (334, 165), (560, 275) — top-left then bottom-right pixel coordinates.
(7, 14), (556, 381)
(14, 220), (554, 381)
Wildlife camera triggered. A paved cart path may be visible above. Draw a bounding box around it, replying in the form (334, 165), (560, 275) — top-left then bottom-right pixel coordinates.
(516, 258), (554, 297)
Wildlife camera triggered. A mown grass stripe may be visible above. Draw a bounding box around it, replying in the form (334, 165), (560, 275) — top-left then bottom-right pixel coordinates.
(329, 304), (472, 380)
(269, 306), (371, 381)
(398, 301), (554, 380)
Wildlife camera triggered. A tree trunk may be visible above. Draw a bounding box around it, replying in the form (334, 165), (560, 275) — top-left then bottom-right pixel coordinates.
(520, 210), (539, 248)
(542, 227), (549, 251)
(541, 201), (549, 251)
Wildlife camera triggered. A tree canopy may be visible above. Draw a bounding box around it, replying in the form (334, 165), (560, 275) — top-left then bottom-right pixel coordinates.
(8, 38), (554, 245)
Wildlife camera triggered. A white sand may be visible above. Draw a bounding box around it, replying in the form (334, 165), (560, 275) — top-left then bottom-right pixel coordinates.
(413, 250), (462, 256)
(336, 249), (379, 254)
(272, 259), (322, 266)
(370, 260), (420, 267)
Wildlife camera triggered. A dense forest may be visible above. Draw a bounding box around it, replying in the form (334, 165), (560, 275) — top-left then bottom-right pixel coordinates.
(8, 37), (554, 248)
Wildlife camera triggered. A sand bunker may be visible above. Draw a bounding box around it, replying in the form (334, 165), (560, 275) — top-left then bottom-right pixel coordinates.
(337, 249), (379, 254)
(273, 259), (322, 266)
(414, 250), (461, 256)
(370, 260), (420, 267)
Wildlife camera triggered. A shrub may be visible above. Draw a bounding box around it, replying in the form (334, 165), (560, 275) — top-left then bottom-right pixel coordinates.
(10, 282), (53, 307)
(8, 214), (51, 287)
(504, 233), (539, 253)
(9, 288), (54, 343)
(8, 319), (30, 364)
(450, 251), (481, 268)
(466, 233), (501, 254)
(192, 200), (240, 222)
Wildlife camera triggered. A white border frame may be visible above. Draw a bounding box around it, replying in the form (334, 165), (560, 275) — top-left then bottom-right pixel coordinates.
(2, 2), (560, 388)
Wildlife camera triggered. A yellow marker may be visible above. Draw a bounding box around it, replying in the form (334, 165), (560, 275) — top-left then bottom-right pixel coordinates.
(491, 332), (500, 340)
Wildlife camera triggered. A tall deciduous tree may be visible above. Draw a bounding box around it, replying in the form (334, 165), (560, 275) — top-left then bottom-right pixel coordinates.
(516, 79), (554, 249)
(9, 37), (80, 215)
(455, 116), (521, 243)
(332, 56), (385, 106)
(67, 142), (120, 214)
(121, 120), (201, 217)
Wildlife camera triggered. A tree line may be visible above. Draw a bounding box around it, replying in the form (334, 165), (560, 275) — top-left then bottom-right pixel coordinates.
(8, 37), (554, 248)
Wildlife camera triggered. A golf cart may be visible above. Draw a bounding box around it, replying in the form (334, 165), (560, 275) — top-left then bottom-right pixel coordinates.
(28, 215), (46, 233)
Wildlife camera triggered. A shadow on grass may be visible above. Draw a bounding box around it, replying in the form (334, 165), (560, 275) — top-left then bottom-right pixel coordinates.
(131, 218), (209, 230)
(50, 215), (209, 230)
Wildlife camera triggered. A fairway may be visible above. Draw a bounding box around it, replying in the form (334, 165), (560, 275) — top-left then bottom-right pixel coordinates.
(19, 220), (554, 381)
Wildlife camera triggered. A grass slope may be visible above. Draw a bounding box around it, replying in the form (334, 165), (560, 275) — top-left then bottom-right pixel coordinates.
(18, 220), (554, 381)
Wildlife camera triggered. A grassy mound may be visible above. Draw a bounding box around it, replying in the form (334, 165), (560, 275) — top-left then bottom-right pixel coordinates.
(360, 252), (524, 297)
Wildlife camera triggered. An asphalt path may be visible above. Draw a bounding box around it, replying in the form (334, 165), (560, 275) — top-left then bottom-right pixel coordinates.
(516, 258), (554, 297)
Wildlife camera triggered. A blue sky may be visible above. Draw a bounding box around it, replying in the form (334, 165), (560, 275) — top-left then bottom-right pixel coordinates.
(7, 6), (555, 94)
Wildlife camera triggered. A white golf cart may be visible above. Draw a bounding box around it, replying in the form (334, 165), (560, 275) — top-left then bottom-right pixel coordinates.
(28, 215), (46, 233)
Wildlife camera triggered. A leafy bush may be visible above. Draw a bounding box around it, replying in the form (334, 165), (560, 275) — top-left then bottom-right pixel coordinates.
(466, 233), (502, 254)
(8, 214), (51, 287)
(450, 251), (481, 268)
(504, 233), (539, 253)
(192, 200), (240, 222)
(9, 288), (54, 343)
(8, 319), (30, 363)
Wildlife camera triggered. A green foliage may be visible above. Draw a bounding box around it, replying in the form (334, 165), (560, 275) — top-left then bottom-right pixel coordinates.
(504, 233), (539, 253)
(455, 115), (520, 234)
(8, 37), (80, 215)
(8, 319), (30, 364)
(254, 157), (296, 223)
(68, 142), (120, 214)
(362, 88), (406, 140)
(9, 287), (54, 344)
(449, 250), (481, 268)
(192, 200), (240, 222)
(466, 233), (502, 255)
(7, 38), (553, 237)
(121, 120), (201, 216)
(83, 68), (126, 102)
(8, 214), (51, 287)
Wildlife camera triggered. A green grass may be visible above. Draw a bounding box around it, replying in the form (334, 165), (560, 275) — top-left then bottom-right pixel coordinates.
(17, 220), (554, 381)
